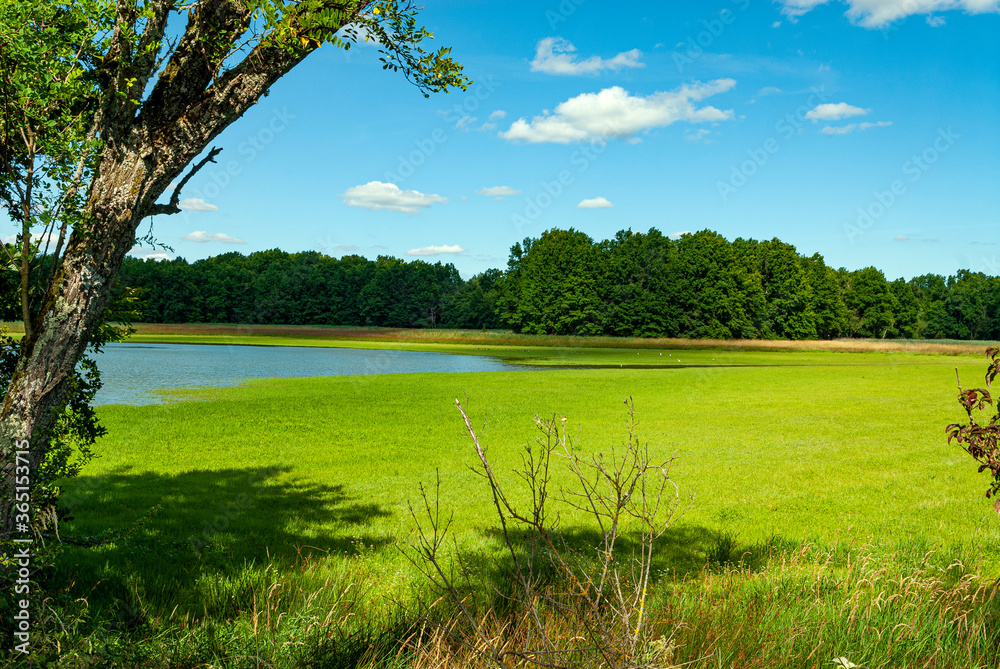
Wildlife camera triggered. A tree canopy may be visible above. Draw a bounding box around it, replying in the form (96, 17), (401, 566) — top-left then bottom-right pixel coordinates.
(94, 229), (1000, 342)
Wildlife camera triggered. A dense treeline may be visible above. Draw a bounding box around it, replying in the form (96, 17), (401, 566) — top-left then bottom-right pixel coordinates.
(497, 228), (1000, 340)
(114, 251), (502, 329)
(92, 229), (999, 340)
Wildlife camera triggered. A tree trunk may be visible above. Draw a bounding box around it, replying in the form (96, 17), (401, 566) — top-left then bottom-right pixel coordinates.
(0, 0), (459, 537)
(0, 0), (327, 535)
(0, 145), (151, 534)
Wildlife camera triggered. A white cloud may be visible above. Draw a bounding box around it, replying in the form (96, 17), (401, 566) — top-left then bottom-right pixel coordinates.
(477, 186), (522, 199)
(500, 80), (736, 145)
(530, 37), (644, 76)
(405, 244), (465, 257)
(895, 235), (910, 242)
(455, 115), (477, 130)
(668, 230), (693, 240)
(178, 198), (219, 212)
(926, 14), (947, 24)
(341, 181), (446, 213)
(140, 252), (175, 261)
(820, 120), (893, 134)
(777, 0), (999, 28)
(684, 129), (713, 143)
(805, 102), (870, 122)
(577, 197), (614, 209)
(750, 86), (783, 104)
(2, 232), (60, 247)
(480, 110), (508, 131)
(181, 231), (246, 244)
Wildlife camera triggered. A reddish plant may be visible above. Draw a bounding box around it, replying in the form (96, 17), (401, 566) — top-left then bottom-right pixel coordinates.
(948, 347), (1000, 507)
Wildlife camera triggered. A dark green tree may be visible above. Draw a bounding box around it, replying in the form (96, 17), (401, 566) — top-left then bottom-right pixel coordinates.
(802, 253), (848, 339)
(499, 229), (603, 336)
(840, 267), (897, 338)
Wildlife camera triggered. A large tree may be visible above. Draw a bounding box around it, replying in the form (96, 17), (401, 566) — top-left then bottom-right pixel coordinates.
(0, 0), (468, 536)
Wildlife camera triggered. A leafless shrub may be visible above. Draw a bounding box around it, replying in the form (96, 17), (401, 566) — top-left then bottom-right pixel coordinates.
(402, 397), (688, 669)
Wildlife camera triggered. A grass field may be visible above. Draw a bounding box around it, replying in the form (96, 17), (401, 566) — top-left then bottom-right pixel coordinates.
(27, 333), (1000, 667)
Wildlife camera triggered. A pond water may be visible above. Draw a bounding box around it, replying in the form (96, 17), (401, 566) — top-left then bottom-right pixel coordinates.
(91, 342), (526, 406)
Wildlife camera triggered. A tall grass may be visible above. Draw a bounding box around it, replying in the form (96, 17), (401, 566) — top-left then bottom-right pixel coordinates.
(13, 537), (999, 669)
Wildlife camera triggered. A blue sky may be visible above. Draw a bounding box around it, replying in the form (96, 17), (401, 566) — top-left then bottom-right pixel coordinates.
(134, 0), (999, 280)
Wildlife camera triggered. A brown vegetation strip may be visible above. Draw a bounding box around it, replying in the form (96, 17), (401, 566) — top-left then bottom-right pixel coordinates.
(4, 322), (991, 355)
(119, 324), (995, 356)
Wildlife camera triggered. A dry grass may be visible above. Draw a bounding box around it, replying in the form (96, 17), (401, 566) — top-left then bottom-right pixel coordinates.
(400, 542), (1000, 669)
(4, 321), (990, 356)
(128, 323), (999, 355)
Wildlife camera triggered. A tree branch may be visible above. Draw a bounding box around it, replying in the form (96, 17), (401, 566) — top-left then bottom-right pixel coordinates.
(144, 146), (221, 216)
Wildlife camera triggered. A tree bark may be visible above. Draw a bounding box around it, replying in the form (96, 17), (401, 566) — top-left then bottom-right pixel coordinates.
(0, 0), (343, 535)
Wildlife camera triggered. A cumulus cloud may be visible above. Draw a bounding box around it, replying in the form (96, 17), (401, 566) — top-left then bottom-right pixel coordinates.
(181, 231), (246, 244)
(477, 186), (522, 199)
(805, 102), (870, 122)
(500, 80), (736, 144)
(577, 197), (614, 209)
(776, 0), (999, 28)
(178, 198), (219, 212)
(406, 244), (465, 257)
(140, 252), (175, 261)
(341, 181), (446, 213)
(2, 232), (61, 247)
(820, 120), (893, 134)
(530, 37), (644, 76)
(669, 231), (693, 240)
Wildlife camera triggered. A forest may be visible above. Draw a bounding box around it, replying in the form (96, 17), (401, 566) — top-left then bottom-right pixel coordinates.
(93, 228), (998, 340)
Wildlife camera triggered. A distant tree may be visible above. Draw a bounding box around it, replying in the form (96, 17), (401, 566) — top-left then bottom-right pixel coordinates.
(668, 231), (762, 339)
(888, 278), (920, 339)
(840, 267), (897, 338)
(802, 253), (848, 339)
(911, 273), (950, 338)
(739, 238), (817, 340)
(944, 271), (993, 340)
(499, 229), (603, 336)
(443, 269), (502, 329)
(599, 229), (675, 337)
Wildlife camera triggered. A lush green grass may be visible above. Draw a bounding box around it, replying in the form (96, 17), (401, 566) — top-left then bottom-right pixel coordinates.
(61, 353), (998, 581)
(32, 345), (1000, 667)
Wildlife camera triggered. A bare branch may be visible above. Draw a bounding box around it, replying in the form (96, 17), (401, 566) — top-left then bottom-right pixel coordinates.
(144, 146), (221, 217)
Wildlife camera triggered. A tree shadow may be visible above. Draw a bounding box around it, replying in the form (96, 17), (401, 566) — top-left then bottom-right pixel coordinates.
(443, 521), (800, 606)
(51, 465), (392, 610)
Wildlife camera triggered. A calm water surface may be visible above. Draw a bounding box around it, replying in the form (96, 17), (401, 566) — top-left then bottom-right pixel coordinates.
(93, 342), (525, 406)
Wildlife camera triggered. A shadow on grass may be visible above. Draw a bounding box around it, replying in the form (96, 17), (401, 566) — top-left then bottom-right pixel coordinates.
(446, 522), (799, 607)
(51, 465), (391, 611)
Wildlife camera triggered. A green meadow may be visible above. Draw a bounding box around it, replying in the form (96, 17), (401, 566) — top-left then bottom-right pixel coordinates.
(33, 337), (1000, 667)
